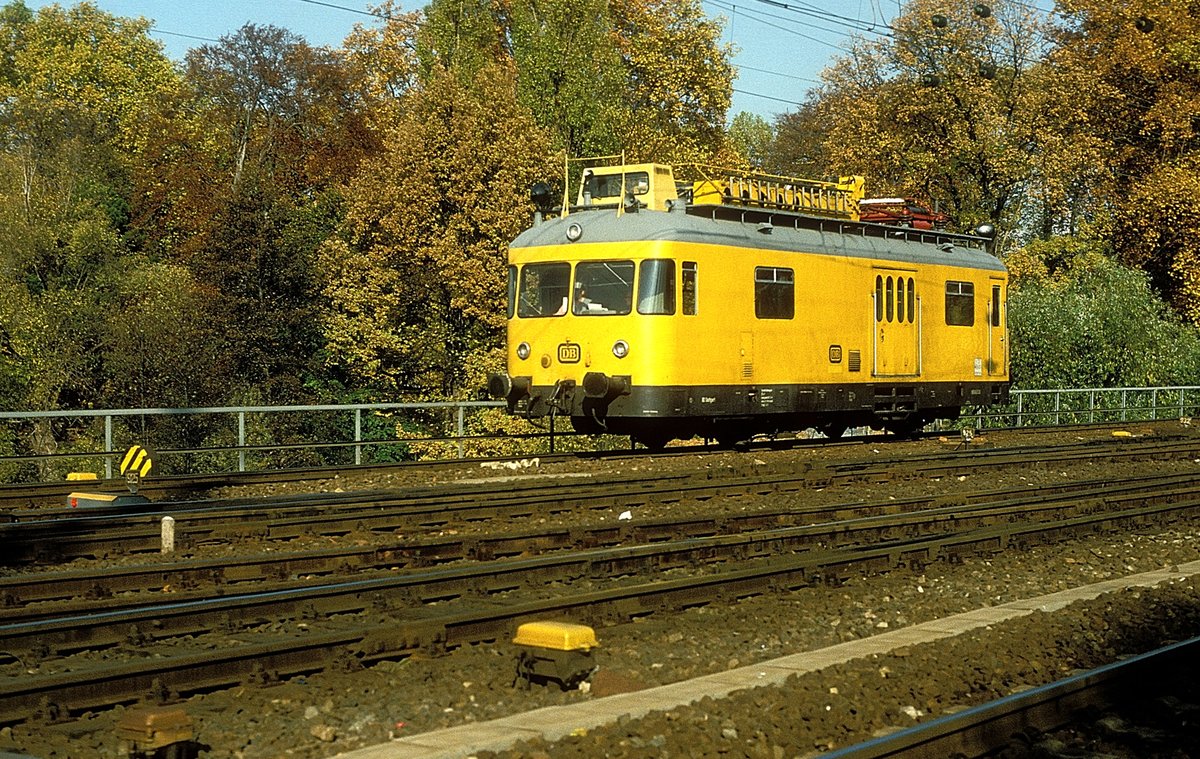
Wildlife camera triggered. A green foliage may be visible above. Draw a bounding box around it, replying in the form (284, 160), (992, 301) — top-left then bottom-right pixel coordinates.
(1008, 237), (1200, 389)
(727, 112), (773, 169)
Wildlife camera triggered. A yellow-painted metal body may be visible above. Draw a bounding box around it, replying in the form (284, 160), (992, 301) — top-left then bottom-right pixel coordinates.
(575, 162), (679, 212)
(506, 240), (1007, 392)
(66, 472), (98, 481)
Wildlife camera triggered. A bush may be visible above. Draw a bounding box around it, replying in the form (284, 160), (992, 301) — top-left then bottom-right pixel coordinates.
(1008, 237), (1200, 389)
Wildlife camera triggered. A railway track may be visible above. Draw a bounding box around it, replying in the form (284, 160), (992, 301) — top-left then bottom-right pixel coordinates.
(824, 635), (1200, 759)
(3, 464), (1200, 724)
(3, 433), (1198, 565)
(4, 468), (1200, 612)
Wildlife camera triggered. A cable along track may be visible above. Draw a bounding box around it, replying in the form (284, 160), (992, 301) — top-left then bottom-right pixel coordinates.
(3, 463), (1200, 724)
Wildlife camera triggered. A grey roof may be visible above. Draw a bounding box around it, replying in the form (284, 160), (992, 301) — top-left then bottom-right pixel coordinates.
(512, 207), (1007, 273)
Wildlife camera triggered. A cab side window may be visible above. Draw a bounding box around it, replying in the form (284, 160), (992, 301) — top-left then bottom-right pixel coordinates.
(755, 266), (794, 319)
(945, 281), (975, 326)
(682, 261), (698, 315)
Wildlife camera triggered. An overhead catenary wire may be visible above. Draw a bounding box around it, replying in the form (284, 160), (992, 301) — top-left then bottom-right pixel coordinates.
(752, 0), (896, 34)
(706, 0), (850, 50)
(293, 0), (395, 20)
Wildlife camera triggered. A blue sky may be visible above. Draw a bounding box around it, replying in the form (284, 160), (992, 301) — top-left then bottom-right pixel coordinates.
(27, 0), (897, 122)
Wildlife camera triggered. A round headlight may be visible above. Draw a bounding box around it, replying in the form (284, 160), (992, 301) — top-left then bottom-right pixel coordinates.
(566, 222), (583, 242)
(612, 340), (629, 359)
(516, 342), (531, 360)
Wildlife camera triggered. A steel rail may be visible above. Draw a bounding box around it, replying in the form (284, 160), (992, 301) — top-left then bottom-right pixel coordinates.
(1, 494), (1197, 725)
(6, 436), (1200, 566)
(5, 482), (1200, 669)
(820, 635), (1200, 759)
(3, 468), (1199, 610)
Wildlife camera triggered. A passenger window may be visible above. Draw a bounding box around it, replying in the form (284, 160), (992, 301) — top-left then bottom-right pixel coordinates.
(755, 266), (794, 319)
(517, 262), (571, 318)
(945, 281), (975, 326)
(886, 276), (894, 323)
(638, 259), (676, 315)
(682, 261), (698, 315)
(506, 265), (517, 320)
(896, 277), (904, 323)
(875, 276), (883, 322)
(907, 278), (915, 323)
(574, 260), (635, 315)
(991, 285), (1001, 327)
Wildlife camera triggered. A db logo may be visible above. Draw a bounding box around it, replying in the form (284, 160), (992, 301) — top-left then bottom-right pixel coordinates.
(558, 343), (581, 363)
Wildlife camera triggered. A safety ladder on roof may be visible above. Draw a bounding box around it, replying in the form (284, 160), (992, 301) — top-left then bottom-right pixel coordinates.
(684, 165), (864, 220)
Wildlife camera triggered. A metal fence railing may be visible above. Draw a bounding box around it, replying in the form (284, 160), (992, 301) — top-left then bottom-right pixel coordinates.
(968, 386), (1200, 429)
(3, 386), (1199, 483)
(0, 401), (508, 482)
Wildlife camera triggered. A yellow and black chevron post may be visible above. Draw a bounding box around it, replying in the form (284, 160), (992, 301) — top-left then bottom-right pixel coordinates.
(120, 445), (154, 494)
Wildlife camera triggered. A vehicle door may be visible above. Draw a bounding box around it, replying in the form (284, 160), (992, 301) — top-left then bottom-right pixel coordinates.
(873, 270), (920, 377)
(988, 279), (1006, 376)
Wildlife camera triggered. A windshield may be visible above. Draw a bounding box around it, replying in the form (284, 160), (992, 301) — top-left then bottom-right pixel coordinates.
(517, 262), (571, 318)
(573, 261), (634, 315)
(586, 171), (650, 200)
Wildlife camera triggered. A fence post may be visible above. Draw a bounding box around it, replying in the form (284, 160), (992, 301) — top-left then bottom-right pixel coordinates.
(238, 411), (246, 472)
(354, 408), (362, 466)
(1089, 390), (1095, 424)
(1122, 390), (1127, 422)
(1015, 392), (1023, 427)
(1152, 389), (1158, 421)
(1054, 391), (1060, 426)
(1181, 389), (1186, 419)
(457, 405), (465, 459)
(103, 415), (112, 480)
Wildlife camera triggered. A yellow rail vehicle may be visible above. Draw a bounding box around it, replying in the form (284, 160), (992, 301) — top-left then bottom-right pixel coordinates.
(490, 163), (1008, 448)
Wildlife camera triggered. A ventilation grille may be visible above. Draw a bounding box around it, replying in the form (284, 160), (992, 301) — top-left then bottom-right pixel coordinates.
(848, 350), (862, 373)
(742, 362), (753, 379)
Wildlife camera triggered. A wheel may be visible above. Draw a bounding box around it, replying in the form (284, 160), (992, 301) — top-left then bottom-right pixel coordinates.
(634, 433), (670, 451)
(820, 423), (848, 439)
(885, 416), (925, 438)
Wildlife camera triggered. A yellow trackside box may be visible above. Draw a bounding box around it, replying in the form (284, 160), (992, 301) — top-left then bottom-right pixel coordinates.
(116, 705), (194, 753)
(513, 622), (598, 690)
(513, 621), (598, 651)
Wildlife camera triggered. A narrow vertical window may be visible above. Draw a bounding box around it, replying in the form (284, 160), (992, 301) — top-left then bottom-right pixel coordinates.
(886, 276), (894, 323)
(896, 277), (905, 323)
(875, 275), (883, 322)
(991, 285), (1002, 327)
(907, 278), (915, 323)
(506, 265), (517, 320)
(682, 261), (698, 315)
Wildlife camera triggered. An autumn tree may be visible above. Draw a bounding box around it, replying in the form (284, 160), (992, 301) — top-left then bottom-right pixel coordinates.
(800, 0), (1054, 234)
(130, 25), (378, 404)
(1046, 0), (1200, 322)
(609, 0), (733, 164)
(342, 0), (423, 125)
(0, 1), (179, 413)
(320, 63), (555, 399)
(727, 112), (773, 169)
